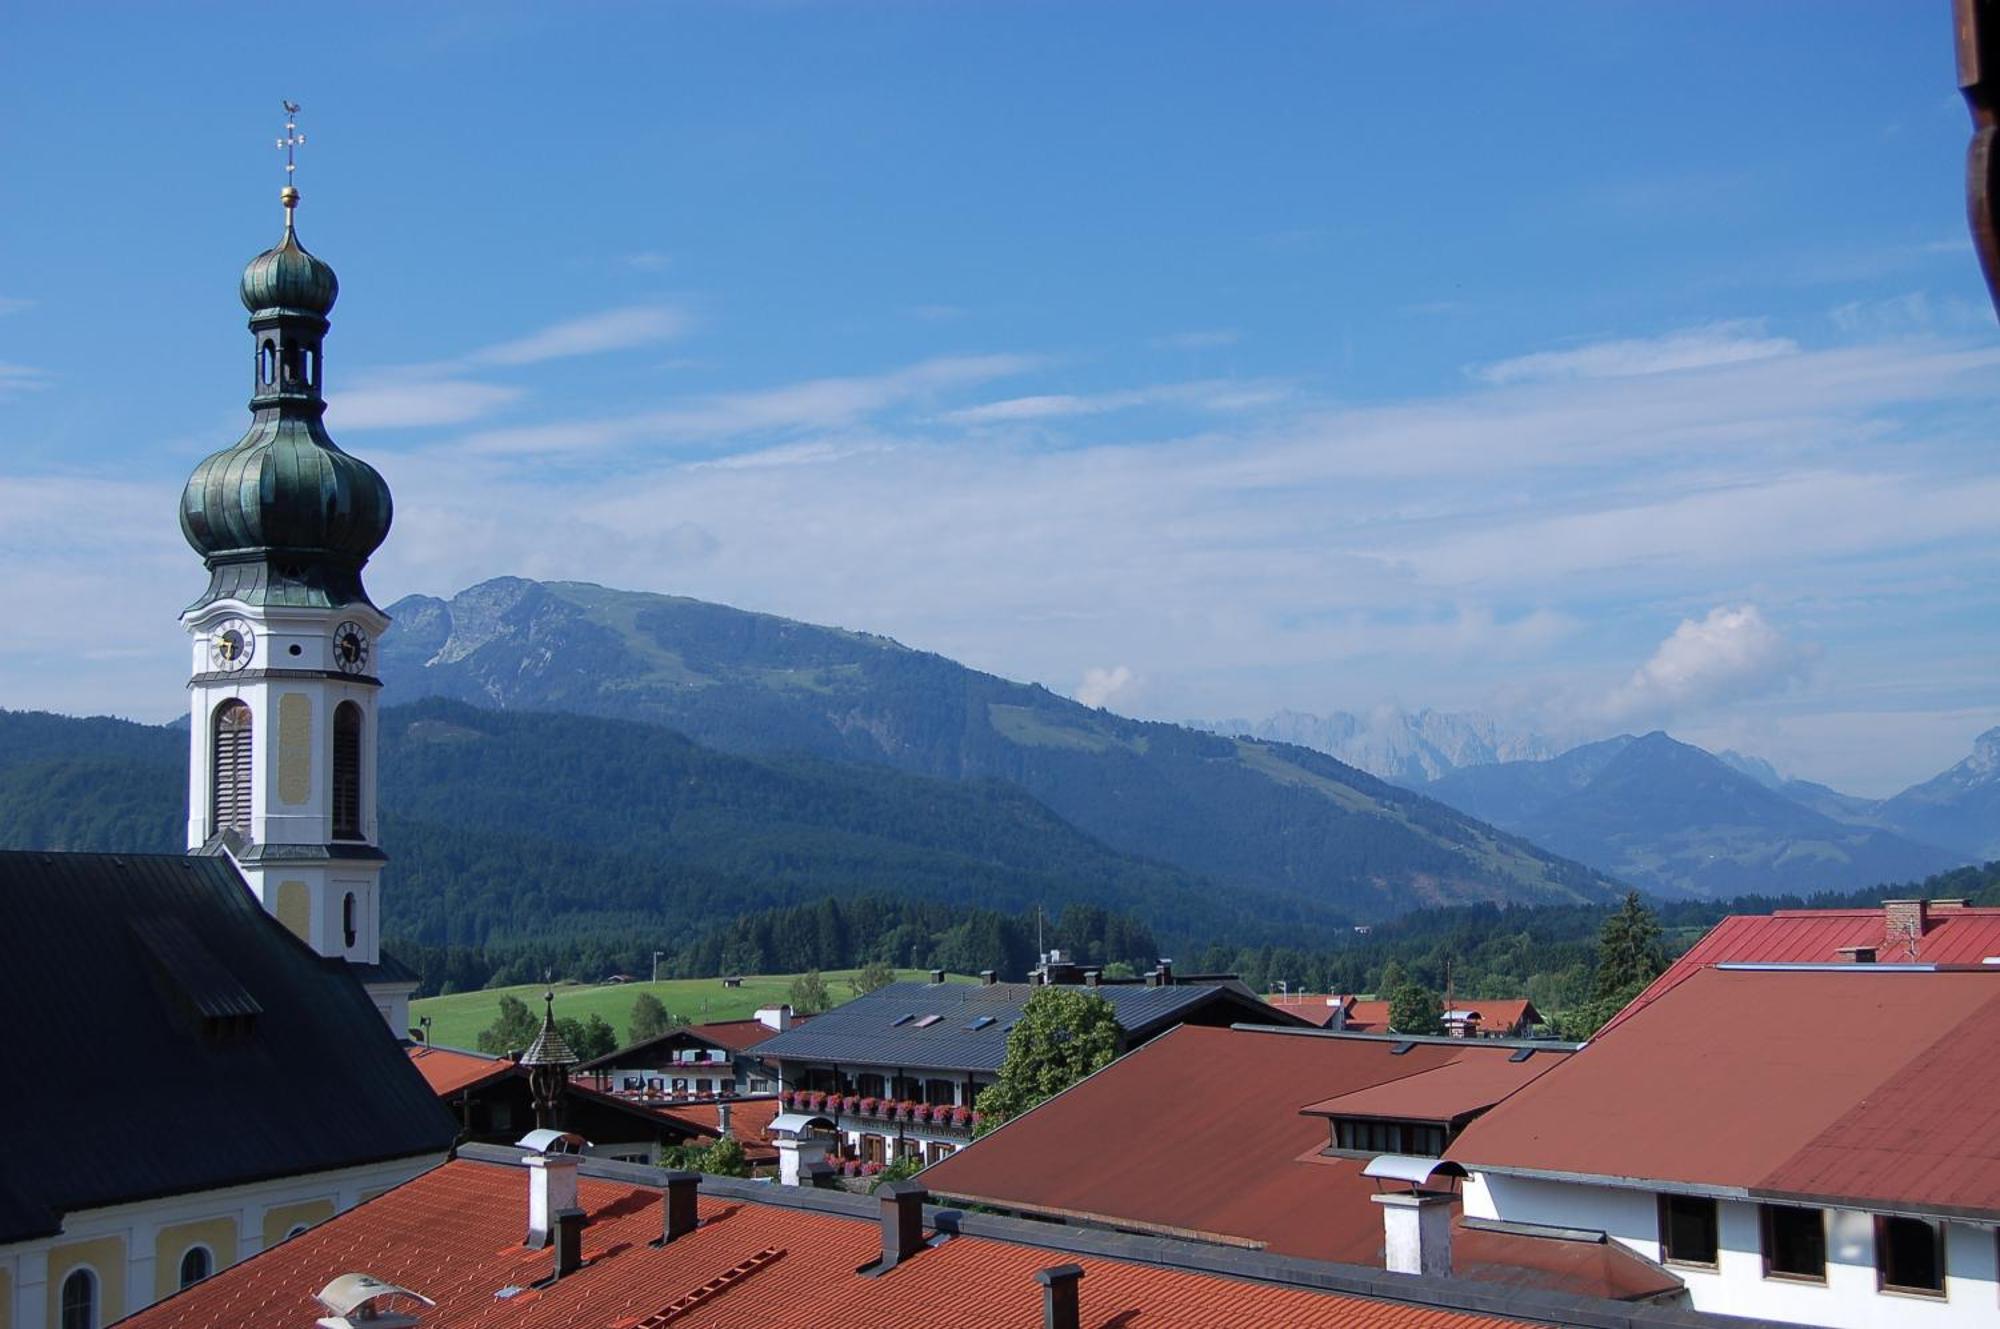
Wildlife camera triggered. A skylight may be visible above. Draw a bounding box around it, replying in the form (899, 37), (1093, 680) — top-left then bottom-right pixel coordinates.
(965, 1015), (997, 1031)
(890, 1014), (915, 1027)
(913, 1014), (943, 1028)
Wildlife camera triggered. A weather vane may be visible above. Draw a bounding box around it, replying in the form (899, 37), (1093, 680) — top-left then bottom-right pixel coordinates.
(277, 100), (305, 194)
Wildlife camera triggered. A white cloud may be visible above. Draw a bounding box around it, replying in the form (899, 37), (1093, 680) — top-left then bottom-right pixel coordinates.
(1471, 320), (1797, 385)
(466, 305), (692, 367)
(942, 379), (1288, 425)
(331, 379), (524, 430)
(1599, 606), (1811, 726)
(1076, 665), (1136, 709)
(621, 252), (672, 272)
(464, 353), (1044, 455)
(0, 297), (31, 317)
(0, 362), (50, 397)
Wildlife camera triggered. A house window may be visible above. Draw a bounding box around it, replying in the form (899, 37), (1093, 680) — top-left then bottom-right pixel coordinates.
(342, 892), (358, 949)
(858, 1073), (885, 1098)
(332, 702), (363, 839)
(1761, 1205), (1826, 1282)
(1877, 1215), (1946, 1296)
(1331, 1118), (1448, 1158)
(1658, 1194), (1719, 1267)
(60, 1269), (96, 1329)
(178, 1245), (213, 1289)
(212, 700), (253, 835)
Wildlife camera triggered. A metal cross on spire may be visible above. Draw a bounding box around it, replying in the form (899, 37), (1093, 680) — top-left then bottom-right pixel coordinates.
(277, 101), (306, 181)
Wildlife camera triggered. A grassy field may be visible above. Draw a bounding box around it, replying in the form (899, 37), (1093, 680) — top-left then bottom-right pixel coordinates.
(412, 969), (968, 1051)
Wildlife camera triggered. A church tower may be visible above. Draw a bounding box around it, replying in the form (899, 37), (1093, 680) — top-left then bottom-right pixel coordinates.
(179, 165), (414, 1033)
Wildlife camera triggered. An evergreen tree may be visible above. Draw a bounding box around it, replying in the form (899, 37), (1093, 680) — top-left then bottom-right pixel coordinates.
(1387, 984), (1444, 1036)
(975, 988), (1122, 1127)
(1593, 891), (1666, 1000)
(475, 995), (542, 1054)
(789, 969), (832, 1014)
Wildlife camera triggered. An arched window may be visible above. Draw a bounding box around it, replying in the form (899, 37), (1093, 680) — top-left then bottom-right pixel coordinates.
(178, 1245), (212, 1289)
(212, 701), (253, 837)
(332, 701), (363, 840)
(258, 341), (275, 386)
(60, 1269), (96, 1329)
(342, 892), (358, 949)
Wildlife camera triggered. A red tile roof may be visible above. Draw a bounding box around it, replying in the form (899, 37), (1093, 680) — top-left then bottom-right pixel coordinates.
(406, 1044), (517, 1097)
(683, 1017), (792, 1052)
(1302, 1053), (1560, 1125)
(919, 1025), (1672, 1301)
(1603, 902), (2000, 1036)
(1342, 998), (1394, 1032)
(1450, 966), (2000, 1218)
(122, 1156), (1548, 1329)
(1446, 1000), (1537, 1032)
(1264, 993), (1344, 1027)
(648, 1096), (785, 1165)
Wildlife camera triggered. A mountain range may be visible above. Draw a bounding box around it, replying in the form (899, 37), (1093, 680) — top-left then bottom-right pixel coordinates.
(1199, 708), (1561, 786)
(375, 579), (1614, 918)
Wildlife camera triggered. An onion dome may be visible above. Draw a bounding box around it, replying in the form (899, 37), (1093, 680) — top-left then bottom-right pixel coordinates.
(239, 186), (338, 317)
(181, 187), (391, 614)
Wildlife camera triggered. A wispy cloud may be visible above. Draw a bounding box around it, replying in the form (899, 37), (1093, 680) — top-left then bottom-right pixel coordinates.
(621, 252), (672, 272)
(463, 353), (1043, 456)
(1471, 320), (1797, 385)
(331, 379), (525, 431)
(0, 297), (32, 318)
(465, 305), (692, 367)
(942, 379), (1288, 425)
(1075, 664), (1137, 709)
(0, 362), (50, 398)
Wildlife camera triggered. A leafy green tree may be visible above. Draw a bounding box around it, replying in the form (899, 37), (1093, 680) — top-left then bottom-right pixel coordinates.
(1376, 959), (1407, 998)
(849, 960), (896, 997)
(1100, 960), (1137, 980)
(475, 994), (542, 1054)
(974, 988), (1122, 1127)
(1387, 984), (1444, 1036)
(556, 1013), (618, 1062)
(1593, 892), (1666, 1000)
(789, 969), (832, 1014)
(868, 1155), (926, 1192)
(629, 992), (682, 1043)
(661, 1135), (752, 1177)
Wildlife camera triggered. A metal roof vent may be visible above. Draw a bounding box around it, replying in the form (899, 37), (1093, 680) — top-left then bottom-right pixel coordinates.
(314, 1274), (433, 1329)
(1508, 1047), (1534, 1063)
(1390, 1040), (1416, 1055)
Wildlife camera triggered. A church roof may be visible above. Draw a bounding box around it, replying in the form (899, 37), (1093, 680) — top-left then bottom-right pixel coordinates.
(0, 850), (456, 1243)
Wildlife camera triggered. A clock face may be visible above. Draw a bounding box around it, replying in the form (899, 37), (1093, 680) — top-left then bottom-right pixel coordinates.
(332, 621), (371, 674)
(211, 619), (255, 671)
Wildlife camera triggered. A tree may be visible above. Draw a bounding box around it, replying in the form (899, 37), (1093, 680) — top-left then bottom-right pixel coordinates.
(557, 1014), (618, 1062)
(868, 1155), (925, 1192)
(1593, 892), (1666, 1001)
(629, 992), (682, 1043)
(1387, 984), (1444, 1036)
(662, 1135), (751, 1177)
(974, 988), (1122, 1127)
(475, 994), (542, 1054)
(789, 969), (832, 1014)
(849, 960), (896, 997)
(1376, 959), (1407, 998)
(1100, 960), (1137, 980)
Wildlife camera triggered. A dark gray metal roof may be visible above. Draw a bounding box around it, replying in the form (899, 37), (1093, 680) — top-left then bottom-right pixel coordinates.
(0, 851), (456, 1243)
(753, 980), (1285, 1074)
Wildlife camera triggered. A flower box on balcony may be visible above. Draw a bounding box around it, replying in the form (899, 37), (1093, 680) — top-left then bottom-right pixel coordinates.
(858, 1096), (878, 1115)
(779, 1090), (795, 1108)
(950, 1107), (972, 1128)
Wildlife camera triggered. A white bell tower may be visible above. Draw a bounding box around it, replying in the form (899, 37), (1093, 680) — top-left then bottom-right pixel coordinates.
(179, 152), (414, 1034)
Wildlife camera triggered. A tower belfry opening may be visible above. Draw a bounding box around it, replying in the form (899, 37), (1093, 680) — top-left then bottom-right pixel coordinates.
(176, 104), (413, 1034)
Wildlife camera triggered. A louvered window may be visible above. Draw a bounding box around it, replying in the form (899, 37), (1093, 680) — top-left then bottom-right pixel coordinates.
(332, 701), (363, 840)
(212, 701), (253, 837)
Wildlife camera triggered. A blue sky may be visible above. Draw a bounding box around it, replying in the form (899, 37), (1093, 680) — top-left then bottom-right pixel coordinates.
(2, 3), (1996, 794)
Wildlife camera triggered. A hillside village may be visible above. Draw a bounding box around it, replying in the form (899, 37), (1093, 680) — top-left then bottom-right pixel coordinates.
(7, 9), (2000, 1329)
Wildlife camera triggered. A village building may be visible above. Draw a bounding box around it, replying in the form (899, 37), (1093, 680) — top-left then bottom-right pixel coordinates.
(1448, 963), (2000, 1328)
(919, 1021), (1686, 1304)
(575, 1007), (797, 1098)
(0, 853), (456, 1329)
(753, 966), (1298, 1176)
(117, 1140), (1792, 1329)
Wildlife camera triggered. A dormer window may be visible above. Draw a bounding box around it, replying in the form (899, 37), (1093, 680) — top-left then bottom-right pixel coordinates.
(1331, 1117), (1447, 1157)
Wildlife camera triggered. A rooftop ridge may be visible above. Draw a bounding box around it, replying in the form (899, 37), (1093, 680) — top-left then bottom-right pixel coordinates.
(1228, 1023), (1583, 1053)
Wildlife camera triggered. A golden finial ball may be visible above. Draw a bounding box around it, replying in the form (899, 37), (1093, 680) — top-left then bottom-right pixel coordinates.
(280, 185), (300, 208)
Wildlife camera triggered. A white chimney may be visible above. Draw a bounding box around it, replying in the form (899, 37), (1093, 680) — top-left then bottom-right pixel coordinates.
(717, 1101), (733, 1138)
(755, 1005), (793, 1032)
(1373, 1191), (1452, 1277)
(525, 1151), (580, 1248)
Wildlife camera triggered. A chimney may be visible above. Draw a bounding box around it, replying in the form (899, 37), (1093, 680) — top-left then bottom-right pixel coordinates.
(716, 1101), (733, 1138)
(1372, 1191), (1452, 1277)
(929, 968), (946, 985)
(551, 1207), (586, 1279)
(979, 969), (997, 986)
(1157, 958), (1173, 985)
(1083, 970), (1101, 987)
(877, 1181), (928, 1270)
(1034, 1264), (1085, 1329)
(755, 1005), (794, 1032)
(658, 1171), (700, 1244)
(1884, 899), (1931, 943)
(1934, 898), (1969, 911)
(524, 1151), (580, 1248)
